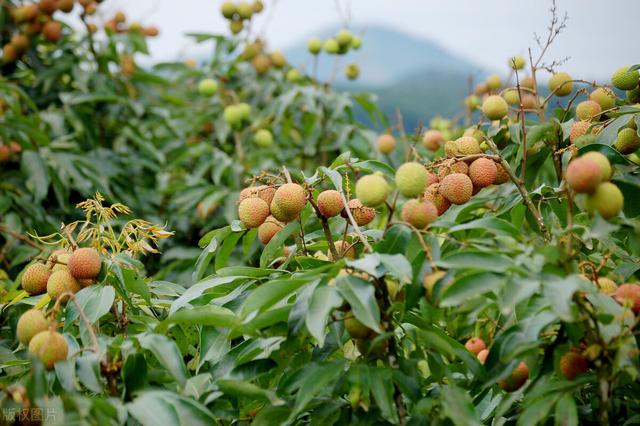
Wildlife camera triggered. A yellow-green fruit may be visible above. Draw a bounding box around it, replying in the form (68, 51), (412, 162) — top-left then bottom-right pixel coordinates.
(590, 87), (616, 111)
(28, 330), (68, 370)
(377, 134), (396, 154)
(521, 76), (535, 90)
(463, 128), (486, 143)
(332, 240), (356, 260)
(270, 51), (286, 68)
(614, 128), (640, 154)
(238, 197), (270, 228)
(439, 173), (473, 205)
(236, 2), (254, 19)
(229, 20), (244, 34)
(68, 247), (101, 279)
(395, 162), (428, 197)
(21, 263), (51, 295)
(286, 68), (302, 82)
(424, 183), (451, 215)
(344, 313), (372, 339)
(597, 277), (617, 295)
(444, 140), (459, 157)
(499, 361), (529, 392)
(586, 182), (624, 219)
(575, 100), (602, 121)
(569, 121), (591, 144)
(344, 199), (375, 226)
(401, 199), (438, 229)
(423, 270), (447, 298)
(16, 309), (48, 345)
(253, 129), (273, 147)
(422, 130), (444, 151)
(502, 89), (520, 105)
(307, 38), (322, 54)
(356, 174), (389, 207)
(336, 29), (353, 47)
(575, 134), (597, 148)
(582, 151), (612, 180)
(252, 0), (264, 13)
(46, 248), (70, 269)
(465, 95), (480, 110)
(323, 38), (339, 54)
(51, 253), (70, 272)
(224, 105), (244, 126)
(486, 74), (502, 91)
(566, 157), (602, 193)
(611, 66), (639, 90)
(345, 63), (359, 80)
(456, 136), (482, 155)
(271, 183), (306, 222)
(482, 95), (509, 120)
(509, 55), (525, 70)
(220, 1), (237, 19)
(197, 78), (218, 96)
(469, 158), (497, 188)
(47, 270), (80, 301)
(350, 36), (362, 50)
(317, 190), (344, 218)
(549, 72), (573, 96)
(252, 54), (271, 75)
(258, 216), (283, 244)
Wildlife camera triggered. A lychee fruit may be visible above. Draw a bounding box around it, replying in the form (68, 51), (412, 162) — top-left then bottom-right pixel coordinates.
(465, 95), (480, 110)
(569, 121), (591, 144)
(16, 309), (48, 346)
(575, 100), (602, 121)
(51, 253), (70, 272)
(344, 313), (372, 339)
(343, 199), (375, 226)
(252, 54), (271, 75)
(582, 151), (612, 181)
(47, 270), (80, 301)
(253, 129), (273, 147)
(46, 248), (70, 269)
(223, 105), (244, 126)
(317, 190), (344, 218)
(469, 158), (497, 188)
(614, 283), (640, 313)
(42, 21), (62, 42)
(502, 89), (520, 105)
(422, 130), (444, 151)
(350, 36), (362, 50)
(475, 83), (489, 95)
(423, 184), (451, 216)
(39, 0), (58, 14)
(444, 140), (459, 157)
(423, 270), (447, 298)
(596, 277), (617, 295)
(10, 34), (29, 54)
(307, 37), (322, 55)
(477, 349), (489, 364)
(28, 330), (68, 370)
(57, 0), (74, 13)
(270, 51), (286, 68)
(520, 76), (535, 89)
(482, 95), (509, 120)
(331, 240), (356, 260)
(323, 38), (339, 54)
(401, 199), (438, 229)
(549, 72), (573, 96)
(345, 63), (359, 80)
(240, 185), (276, 206)
(68, 247), (101, 279)
(590, 87), (616, 111)
(258, 216), (283, 244)
(611, 66), (639, 90)
(494, 163), (510, 184)
(252, 0), (264, 13)
(356, 174), (389, 207)
(465, 337), (486, 355)
(336, 29), (353, 47)
(559, 351), (588, 380)
(499, 361), (529, 392)
(566, 157), (602, 193)
(614, 128), (640, 154)
(377, 134), (396, 154)
(509, 56), (525, 70)
(238, 197), (270, 228)
(236, 2), (254, 19)
(585, 182), (623, 219)
(229, 20), (244, 34)
(220, 1), (237, 18)
(270, 183), (307, 222)
(439, 173), (473, 205)
(197, 78), (218, 96)
(21, 263), (51, 295)
(485, 74), (502, 91)
(395, 162), (429, 197)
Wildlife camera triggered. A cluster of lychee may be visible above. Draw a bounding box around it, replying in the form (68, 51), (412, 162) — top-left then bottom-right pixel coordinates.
(306, 29), (362, 81)
(21, 246), (102, 301)
(239, 39), (288, 76)
(565, 151), (624, 219)
(0, 141), (22, 163)
(220, 1), (264, 34)
(16, 308), (68, 370)
(102, 10), (159, 37)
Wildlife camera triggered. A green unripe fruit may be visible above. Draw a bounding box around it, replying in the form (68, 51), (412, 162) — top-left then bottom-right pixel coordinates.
(574, 134), (597, 148)
(224, 106), (243, 126)
(456, 136), (482, 155)
(344, 313), (372, 339)
(271, 183), (306, 222)
(377, 134), (396, 154)
(611, 66), (639, 90)
(566, 157), (602, 193)
(317, 190), (344, 218)
(465, 95), (480, 110)
(238, 197), (270, 228)
(323, 38), (340, 54)
(229, 20), (244, 34)
(486, 74), (502, 90)
(395, 162), (429, 197)
(236, 2), (253, 19)
(198, 78), (218, 96)
(68, 247), (101, 279)
(345, 63), (359, 80)
(28, 330), (68, 370)
(220, 1), (237, 19)
(585, 182), (624, 219)
(336, 29), (353, 47)
(439, 173), (473, 205)
(237, 103), (251, 119)
(509, 55), (525, 70)
(549, 72), (573, 96)
(590, 87), (616, 111)
(286, 68), (302, 82)
(270, 51), (286, 68)
(47, 270), (80, 301)
(401, 199), (438, 229)
(614, 128), (640, 154)
(575, 100), (602, 121)
(502, 89), (520, 105)
(21, 263), (51, 295)
(356, 174), (389, 207)
(350, 36), (362, 50)
(499, 362), (529, 392)
(16, 309), (48, 345)
(482, 95), (509, 120)
(627, 88), (640, 103)
(582, 151), (612, 180)
(253, 129), (273, 147)
(307, 38), (322, 54)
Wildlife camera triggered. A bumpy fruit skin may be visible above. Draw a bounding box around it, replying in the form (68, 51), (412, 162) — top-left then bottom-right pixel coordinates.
(16, 309), (48, 345)
(401, 199), (438, 229)
(238, 197), (270, 228)
(240, 185), (276, 206)
(344, 313), (372, 339)
(575, 100), (602, 121)
(258, 216), (283, 244)
(307, 38), (322, 54)
(21, 263), (51, 295)
(68, 248), (101, 279)
(395, 162), (428, 197)
(356, 174), (388, 207)
(477, 349), (489, 364)
(426, 171), (440, 186)
(422, 130), (444, 151)
(439, 173), (473, 205)
(614, 128), (640, 154)
(549, 72), (573, 96)
(444, 140), (459, 157)
(494, 163), (509, 184)
(614, 284), (640, 313)
(469, 158), (497, 188)
(271, 183), (306, 222)
(590, 87), (616, 111)
(343, 199), (376, 226)
(47, 270), (80, 301)
(28, 330), (68, 370)
(52, 253), (70, 272)
(570, 121), (591, 144)
(465, 337), (486, 355)
(499, 361), (529, 392)
(560, 351), (588, 380)
(424, 184), (451, 216)
(331, 240), (356, 260)
(46, 248), (70, 269)
(317, 190), (344, 218)
(485, 74), (501, 90)
(566, 157), (602, 193)
(585, 182), (624, 219)
(482, 95), (509, 120)
(611, 66), (639, 90)
(377, 134), (396, 154)
(582, 152), (612, 181)
(198, 78), (218, 96)
(253, 129), (273, 147)
(597, 277), (617, 295)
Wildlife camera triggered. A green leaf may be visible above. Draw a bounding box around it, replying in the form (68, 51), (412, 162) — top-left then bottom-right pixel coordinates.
(65, 285), (115, 325)
(21, 151), (49, 202)
(240, 277), (315, 319)
(336, 275), (382, 333)
(128, 391), (215, 426)
(436, 251), (515, 273)
(440, 272), (505, 307)
(169, 275), (245, 314)
(554, 394), (578, 426)
(137, 333), (188, 385)
(369, 367), (398, 424)
(120, 268), (151, 305)
(193, 227), (232, 282)
(260, 221), (298, 268)
(158, 305), (238, 333)
(291, 362), (344, 417)
(448, 217), (520, 238)
(217, 379), (285, 406)
(305, 285), (343, 346)
(441, 383), (481, 426)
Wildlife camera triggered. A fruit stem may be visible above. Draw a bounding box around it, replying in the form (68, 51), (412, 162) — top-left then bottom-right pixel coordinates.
(308, 195), (338, 258)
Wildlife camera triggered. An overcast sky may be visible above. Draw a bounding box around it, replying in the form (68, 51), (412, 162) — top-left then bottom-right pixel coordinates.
(90, 0), (640, 79)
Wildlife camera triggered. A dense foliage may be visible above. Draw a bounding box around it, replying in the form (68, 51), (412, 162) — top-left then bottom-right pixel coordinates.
(1, 1), (640, 425)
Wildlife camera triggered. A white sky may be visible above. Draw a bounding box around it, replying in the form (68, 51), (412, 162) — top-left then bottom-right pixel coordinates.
(85, 0), (640, 79)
